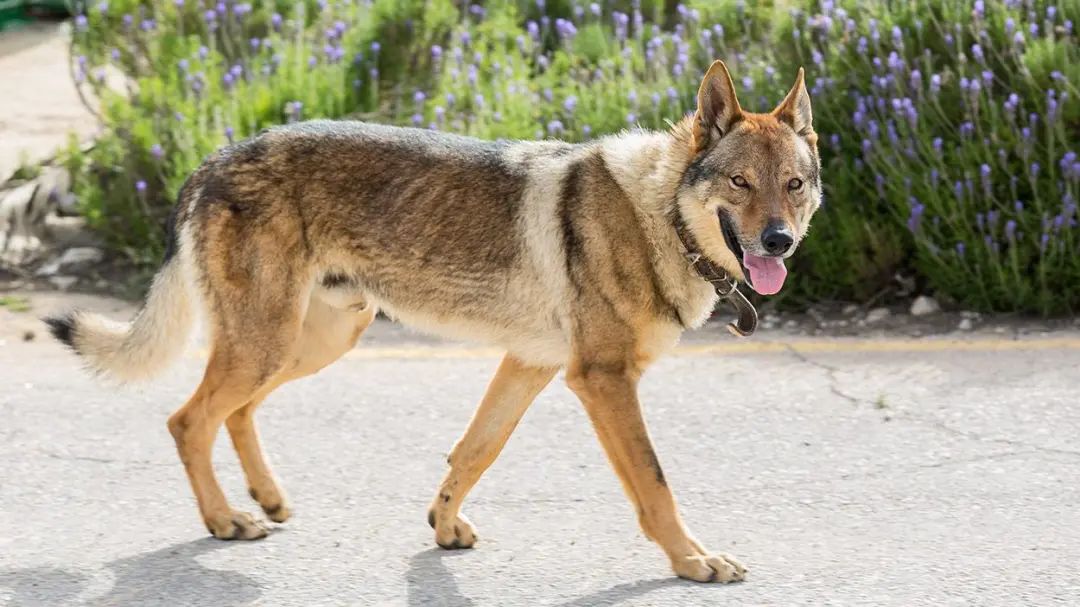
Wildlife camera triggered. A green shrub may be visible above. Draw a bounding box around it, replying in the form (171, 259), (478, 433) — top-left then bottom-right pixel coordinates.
(787, 0), (1079, 313)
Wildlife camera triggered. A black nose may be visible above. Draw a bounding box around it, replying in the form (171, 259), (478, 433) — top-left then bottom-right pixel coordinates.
(761, 223), (794, 255)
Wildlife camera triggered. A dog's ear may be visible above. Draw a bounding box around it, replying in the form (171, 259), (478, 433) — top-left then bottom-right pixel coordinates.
(773, 67), (816, 144)
(693, 60), (743, 152)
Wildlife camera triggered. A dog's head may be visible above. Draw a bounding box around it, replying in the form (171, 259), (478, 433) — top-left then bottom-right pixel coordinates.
(676, 60), (822, 295)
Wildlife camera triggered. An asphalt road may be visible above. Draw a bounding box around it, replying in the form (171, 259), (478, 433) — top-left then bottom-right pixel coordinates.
(2, 296), (1079, 606)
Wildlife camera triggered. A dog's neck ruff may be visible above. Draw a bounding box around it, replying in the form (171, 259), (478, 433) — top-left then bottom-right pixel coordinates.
(671, 211), (758, 337)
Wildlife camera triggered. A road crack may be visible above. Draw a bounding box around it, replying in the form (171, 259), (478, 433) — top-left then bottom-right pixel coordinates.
(784, 345), (863, 406)
(783, 345), (1080, 460)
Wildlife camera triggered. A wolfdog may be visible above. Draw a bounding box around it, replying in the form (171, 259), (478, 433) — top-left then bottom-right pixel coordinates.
(47, 61), (820, 583)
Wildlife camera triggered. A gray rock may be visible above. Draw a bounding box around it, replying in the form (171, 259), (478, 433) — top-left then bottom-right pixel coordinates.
(44, 214), (100, 247)
(910, 295), (941, 316)
(842, 304), (859, 316)
(958, 318), (974, 331)
(35, 246), (104, 276)
(57, 246), (103, 266)
(47, 275), (78, 290)
(866, 307), (891, 323)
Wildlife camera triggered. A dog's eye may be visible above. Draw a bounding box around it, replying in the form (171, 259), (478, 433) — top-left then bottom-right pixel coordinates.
(731, 175), (749, 189)
(788, 178), (804, 191)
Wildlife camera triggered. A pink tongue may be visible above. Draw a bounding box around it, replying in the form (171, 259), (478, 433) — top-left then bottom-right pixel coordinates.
(742, 252), (788, 295)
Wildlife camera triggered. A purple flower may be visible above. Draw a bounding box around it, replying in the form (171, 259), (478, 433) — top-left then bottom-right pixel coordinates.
(371, 41), (381, 53)
(150, 144), (163, 160)
(930, 73), (941, 94)
(1013, 31), (1025, 45)
(1005, 220), (1017, 240)
(135, 180), (147, 193)
(907, 200), (924, 232)
(224, 126), (235, 143)
(434, 106), (445, 121)
(1005, 18), (1015, 35)
(563, 96), (578, 113)
(431, 45), (442, 60)
(555, 18), (577, 39)
(74, 15), (88, 31)
(412, 113), (424, 126)
(1031, 162), (1040, 178)
(956, 242), (966, 257)
(626, 112), (637, 125)
(971, 44), (984, 63)
(547, 120), (564, 136)
(271, 12), (282, 30)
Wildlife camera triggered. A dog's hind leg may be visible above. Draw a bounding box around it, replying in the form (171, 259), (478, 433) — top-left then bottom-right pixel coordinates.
(167, 278), (310, 540)
(227, 297), (376, 523)
(429, 355), (557, 549)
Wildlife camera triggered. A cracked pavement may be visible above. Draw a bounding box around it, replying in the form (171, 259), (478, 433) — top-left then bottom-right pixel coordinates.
(2, 295), (1079, 606)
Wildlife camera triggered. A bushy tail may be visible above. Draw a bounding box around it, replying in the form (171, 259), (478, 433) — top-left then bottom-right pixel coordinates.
(45, 258), (195, 382)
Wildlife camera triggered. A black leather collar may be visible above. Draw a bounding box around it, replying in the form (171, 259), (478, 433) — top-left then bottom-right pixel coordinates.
(671, 210), (758, 337)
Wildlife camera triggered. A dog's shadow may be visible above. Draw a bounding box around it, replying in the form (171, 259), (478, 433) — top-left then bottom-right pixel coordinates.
(405, 548), (683, 607)
(0, 538), (262, 607)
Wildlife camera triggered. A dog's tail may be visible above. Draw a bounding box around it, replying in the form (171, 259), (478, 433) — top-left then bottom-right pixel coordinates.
(45, 196), (197, 383)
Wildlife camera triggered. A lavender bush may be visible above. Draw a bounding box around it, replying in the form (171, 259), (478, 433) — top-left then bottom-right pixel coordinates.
(65, 0), (449, 261)
(787, 0), (1078, 313)
(65, 0), (1078, 314)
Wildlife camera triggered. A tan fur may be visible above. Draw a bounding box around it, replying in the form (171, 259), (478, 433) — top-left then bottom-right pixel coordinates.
(46, 61), (820, 583)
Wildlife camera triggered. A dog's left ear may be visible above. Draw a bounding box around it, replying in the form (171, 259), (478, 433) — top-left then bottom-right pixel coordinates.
(692, 60), (743, 152)
(773, 68), (816, 144)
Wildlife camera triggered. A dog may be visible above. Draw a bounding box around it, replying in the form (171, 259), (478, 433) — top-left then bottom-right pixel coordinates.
(46, 60), (820, 583)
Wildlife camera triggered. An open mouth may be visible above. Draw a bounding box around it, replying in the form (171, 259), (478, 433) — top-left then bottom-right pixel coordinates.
(718, 210), (789, 296)
(718, 211), (747, 282)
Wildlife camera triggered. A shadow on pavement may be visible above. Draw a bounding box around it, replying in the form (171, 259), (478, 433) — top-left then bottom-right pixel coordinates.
(405, 547), (694, 606)
(406, 548), (475, 607)
(0, 537), (262, 606)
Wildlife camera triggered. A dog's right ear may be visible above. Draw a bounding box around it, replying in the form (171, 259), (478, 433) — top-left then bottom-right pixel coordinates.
(692, 60), (743, 152)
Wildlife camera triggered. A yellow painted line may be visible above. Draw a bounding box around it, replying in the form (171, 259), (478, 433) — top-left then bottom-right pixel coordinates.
(675, 337), (1080, 355)
(190, 336), (1080, 361)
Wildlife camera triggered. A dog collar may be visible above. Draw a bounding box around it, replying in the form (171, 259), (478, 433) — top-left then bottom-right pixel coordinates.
(671, 211), (758, 337)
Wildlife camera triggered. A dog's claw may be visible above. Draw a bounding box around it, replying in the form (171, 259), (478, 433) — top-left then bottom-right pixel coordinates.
(672, 552), (746, 583)
(432, 514), (478, 549)
(207, 511), (269, 541)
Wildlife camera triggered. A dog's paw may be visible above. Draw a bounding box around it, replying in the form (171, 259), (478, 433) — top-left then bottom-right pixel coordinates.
(429, 509), (478, 549)
(671, 552), (747, 583)
(248, 487), (292, 523)
(206, 511), (270, 541)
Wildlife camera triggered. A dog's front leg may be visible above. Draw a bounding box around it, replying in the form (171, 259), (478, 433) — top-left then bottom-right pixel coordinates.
(429, 354), (558, 549)
(566, 361), (747, 583)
